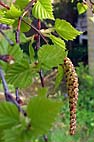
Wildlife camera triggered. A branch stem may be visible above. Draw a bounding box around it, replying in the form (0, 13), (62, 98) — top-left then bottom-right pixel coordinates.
(0, 30), (14, 46)
(0, 67), (26, 116)
(22, 19), (48, 44)
(0, 1), (10, 10)
(39, 70), (45, 87)
(24, 0), (37, 12)
(0, 68), (9, 95)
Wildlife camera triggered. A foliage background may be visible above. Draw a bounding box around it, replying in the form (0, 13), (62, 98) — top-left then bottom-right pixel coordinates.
(0, 0), (94, 142)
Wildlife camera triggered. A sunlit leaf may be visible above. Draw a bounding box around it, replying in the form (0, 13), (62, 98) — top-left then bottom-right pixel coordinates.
(0, 10), (5, 17)
(49, 34), (66, 50)
(77, 2), (88, 15)
(55, 19), (82, 41)
(5, 5), (22, 19)
(6, 59), (33, 88)
(38, 44), (66, 70)
(0, 18), (15, 25)
(32, 0), (54, 20)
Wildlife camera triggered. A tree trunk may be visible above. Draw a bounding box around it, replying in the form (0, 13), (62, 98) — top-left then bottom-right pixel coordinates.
(87, 7), (94, 76)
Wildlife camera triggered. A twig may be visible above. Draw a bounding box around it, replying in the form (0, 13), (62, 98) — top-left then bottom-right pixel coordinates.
(89, 0), (94, 5)
(39, 70), (45, 87)
(0, 30), (14, 46)
(35, 19), (45, 87)
(0, 24), (10, 30)
(0, 68), (9, 95)
(36, 19), (41, 50)
(36, 19), (47, 141)
(15, 0), (37, 43)
(22, 19), (48, 44)
(0, 67), (26, 116)
(15, 87), (24, 105)
(0, 1), (10, 10)
(82, 0), (94, 17)
(16, 17), (22, 44)
(0, 55), (14, 64)
(24, 0), (37, 12)
(15, 88), (20, 101)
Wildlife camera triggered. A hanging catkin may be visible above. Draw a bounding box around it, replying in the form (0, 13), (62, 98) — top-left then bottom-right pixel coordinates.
(63, 57), (79, 135)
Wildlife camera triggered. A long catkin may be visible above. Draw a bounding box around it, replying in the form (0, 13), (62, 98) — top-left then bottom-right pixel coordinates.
(63, 57), (79, 135)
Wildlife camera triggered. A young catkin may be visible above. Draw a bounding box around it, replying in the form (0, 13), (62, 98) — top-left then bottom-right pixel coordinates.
(63, 57), (79, 135)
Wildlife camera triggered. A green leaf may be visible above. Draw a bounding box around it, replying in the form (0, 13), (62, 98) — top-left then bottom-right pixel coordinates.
(55, 65), (64, 89)
(8, 45), (23, 62)
(0, 39), (23, 70)
(6, 59), (33, 88)
(32, 0), (54, 20)
(55, 19), (82, 41)
(0, 41), (23, 61)
(0, 30), (28, 44)
(0, 17), (15, 25)
(0, 10), (5, 17)
(15, 0), (29, 9)
(49, 34), (66, 50)
(0, 132), (3, 142)
(0, 39), (9, 55)
(0, 102), (19, 129)
(38, 87), (48, 96)
(27, 95), (62, 138)
(2, 126), (34, 142)
(20, 32), (28, 43)
(38, 44), (66, 70)
(29, 43), (35, 62)
(2, 129), (17, 142)
(77, 2), (88, 15)
(20, 20), (31, 32)
(5, 4), (22, 19)
(2, 127), (23, 142)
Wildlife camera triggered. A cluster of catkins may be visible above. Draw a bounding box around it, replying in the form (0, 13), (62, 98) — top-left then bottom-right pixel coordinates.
(63, 57), (79, 135)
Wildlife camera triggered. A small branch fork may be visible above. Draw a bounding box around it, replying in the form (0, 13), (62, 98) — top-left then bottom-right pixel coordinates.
(0, 67), (26, 116)
(0, 0), (37, 44)
(16, 0), (37, 44)
(16, 0), (48, 44)
(0, 0), (48, 45)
